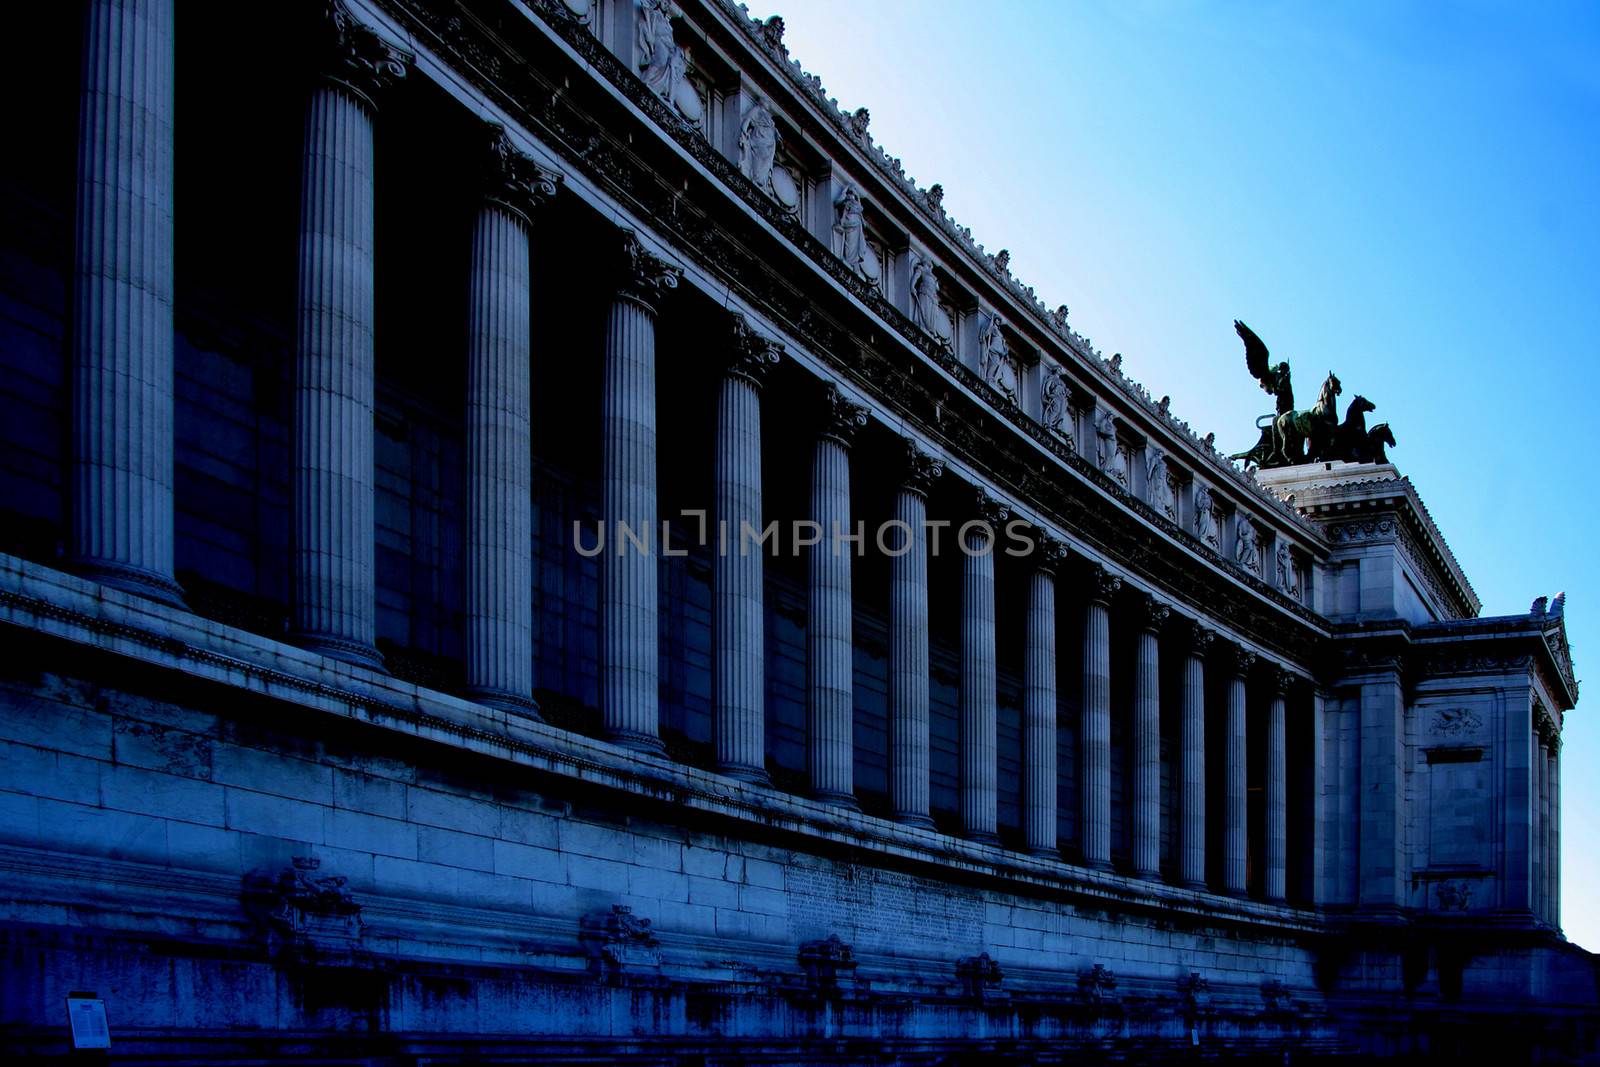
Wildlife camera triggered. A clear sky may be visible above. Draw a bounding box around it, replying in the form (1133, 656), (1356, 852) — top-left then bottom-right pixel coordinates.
(762, 1), (1600, 944)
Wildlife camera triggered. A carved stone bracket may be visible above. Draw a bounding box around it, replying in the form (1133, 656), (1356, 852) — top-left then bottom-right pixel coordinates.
(728, 313), (782, 386)
(616, 231), (682, 311)
(482, 122), (561, 224)
(820, 384), (868, 447)
(315, 0), (411, 109)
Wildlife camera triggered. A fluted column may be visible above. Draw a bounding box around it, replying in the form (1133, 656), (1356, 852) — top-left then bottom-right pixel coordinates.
(961, 490), (1009, 845)
(1551, 740), (1562, 929)
(1223, 645), (1254, 896)
(1180, 623), (1214, 889)
(602, 233), (681, 751)
(1265, 666), (1289, 903)
(808, 385), (866, 807)
(1024, 535), (1067, 857)
(714, 316), (781, 782)
(464, 125), (559, 716)
(1132, 594), (1168, 879)
(1533, 733), (1547, 922)
(1310, 684), (1327, 906)
(1080, 563), (1120, 870)
(890, 442), (943, 827)
(71, 0), (183, 605)
(291, 3), (410, 668)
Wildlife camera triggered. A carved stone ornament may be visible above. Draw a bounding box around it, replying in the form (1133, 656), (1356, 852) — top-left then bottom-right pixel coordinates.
(1052, 304), (1070, 328)
(1269, 664), (1294, 694)
(739, 98), (800, 213)
(833, 186), (882, 287)
(559, 0), (592, 23)
(483, 123), (560, 222)
(798, 934), (857, 989)
(849, 106), (871, 139)
(965, 487), (1011, 550)
(1087, 562), (1122, 606)
(1179, 972), (1213, 1011)
(910, 252), (954, 349)
(977, 313), (1018, 404)
(250, 856), (362, 943)
(580, 903), (662, 981)
(1234, 516), (1261, 576)
(1188, 621), (1216, 655)
(728, 314), (782, 386)
(317, 0), (411, 107)
(1146, 448), (1177, 521)
(925, 183), (945, 212)
(1136, 593), (1170, 633)
(1079, 963), (1119, 1003)
(1228, 644), (1258, 677)
(820, 384), (869, 446)
(901, 439), (945, 495)
(956, 953), (1004, 1000)
(1429, 706), (1484, 736)
(1194, 486), (1220, 550)
(617, 231), (682, 309)
(636, 0), (704, 127)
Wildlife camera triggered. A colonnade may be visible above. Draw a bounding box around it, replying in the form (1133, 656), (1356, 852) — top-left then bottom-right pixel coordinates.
(68, 0), (1325, 902)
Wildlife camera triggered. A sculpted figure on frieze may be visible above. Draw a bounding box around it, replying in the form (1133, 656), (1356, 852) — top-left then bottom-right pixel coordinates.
(1275, 541), (1298, 598)
(1235, 517), (1261, 577)
(1146, 448), (1176, 521)
(1093, 407), (1117, 475)
(1040, 363), (1071, 442)
(636, 0), (703, 127)
(977, 313), (1018, 403)
(1195, 487), (1219, 550)
(909, 252), (954, 349)
(738, 97), (800, 214)
(833, 186), (882, 288)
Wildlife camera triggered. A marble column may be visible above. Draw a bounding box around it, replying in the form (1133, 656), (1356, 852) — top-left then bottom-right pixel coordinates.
(1131, 594), (1168, 879)
(71, 0), (184, 605)
(961, 489), (1009, 845)
(1080, 563), (1120, 870)
(1180, 622), (1214, 890)
(1023, 535), (1067, 857)
(602, 233), (681, 751)
(290, 4), (410, 668)
(1223, 645), (1254, 896)
(890, 442), (943, 827)
(714, 315), (781, 783)
(1310, 684), (1327, 906)
(1533, 733), (1547, 922)
(1265, 666), (1289, 903)
(808, 385), (866, 807)
(1551, 740), (1562, 929)
(464, 125), (558, 717)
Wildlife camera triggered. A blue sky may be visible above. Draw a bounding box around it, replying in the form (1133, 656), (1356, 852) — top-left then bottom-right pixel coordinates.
(764, 1), (1600, 943)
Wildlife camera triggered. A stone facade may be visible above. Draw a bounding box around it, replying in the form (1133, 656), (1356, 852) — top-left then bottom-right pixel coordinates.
(0, 0), (1589, 1060)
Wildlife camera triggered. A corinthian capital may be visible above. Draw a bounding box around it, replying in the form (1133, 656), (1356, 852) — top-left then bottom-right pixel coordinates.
(1227, 643), (1257, 678)
(1186, 620), (1216, 656)
(483, 123), (561, 223)
(617, 231), (682, 310)
(1134, 593), (1170, 634)
(727, 314), (782, 386)
(316, 0), (411, 108)
(820, 383), (868, 446)
(900, 439), (945, 496)
(1086, 562), (1122, 606)
(1033, 532), (1068, 574)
